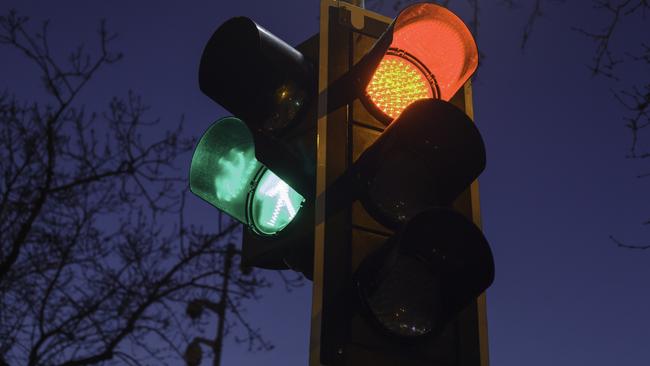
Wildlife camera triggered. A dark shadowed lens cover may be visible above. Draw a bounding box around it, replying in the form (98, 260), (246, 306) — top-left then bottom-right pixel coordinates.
(361, 254), (443, 337)
(198, 17), (314, 132)
(355, 207), (494, 339)
(354, 99), (486, 229)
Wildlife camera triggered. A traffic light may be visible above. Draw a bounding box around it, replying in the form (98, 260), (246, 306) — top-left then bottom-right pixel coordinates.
(190, 17), (318, 278)
(190, 2), (495, 365)
(312, 1), (494, 365)
(359, 3), (479, 124)
(352, 99), (494, 339)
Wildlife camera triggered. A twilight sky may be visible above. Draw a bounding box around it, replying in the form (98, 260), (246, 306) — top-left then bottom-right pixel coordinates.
(1, 1), (649, 365)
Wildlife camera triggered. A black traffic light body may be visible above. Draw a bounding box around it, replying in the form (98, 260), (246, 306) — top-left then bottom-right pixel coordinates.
(238, 34), (320, 278)
(191, 17), (319, 278)
(311, 1), (493, 365)
(190, 2), (494, 365)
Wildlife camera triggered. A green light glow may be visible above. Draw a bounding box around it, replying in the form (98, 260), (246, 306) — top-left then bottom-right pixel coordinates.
(251, 169), (304, 235)
(190, 117), (304, 236)
(190, 117), (262, 225)
(214, 148), (258, 202)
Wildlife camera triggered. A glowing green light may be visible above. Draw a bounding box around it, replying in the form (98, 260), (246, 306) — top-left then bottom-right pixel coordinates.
(214, 148), (258, 202)
(190, 117), (304, 236)
(251, 169), (304, 235)
(190, 117), (262, 225)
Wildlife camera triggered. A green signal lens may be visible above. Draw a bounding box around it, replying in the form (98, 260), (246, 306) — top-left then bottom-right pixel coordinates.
(190, 116), (303, 236)
(250, 169), (304, 235)
(214, 147), (259, 202)
(190, 117), (262, 225)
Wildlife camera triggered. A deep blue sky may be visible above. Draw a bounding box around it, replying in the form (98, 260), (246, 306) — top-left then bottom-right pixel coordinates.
(2, 1), (649, 365)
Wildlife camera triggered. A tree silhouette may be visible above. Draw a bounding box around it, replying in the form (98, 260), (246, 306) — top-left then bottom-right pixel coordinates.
(0, 10), (288, 365)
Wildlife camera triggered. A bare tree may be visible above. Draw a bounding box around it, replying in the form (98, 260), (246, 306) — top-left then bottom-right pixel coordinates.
(183, 244), (274, 366)
(0, 10), (285, 365)
(572, 1), (650, 248)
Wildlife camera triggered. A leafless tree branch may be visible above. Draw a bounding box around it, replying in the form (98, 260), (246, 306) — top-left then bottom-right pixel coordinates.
(0, 10), (288, 365)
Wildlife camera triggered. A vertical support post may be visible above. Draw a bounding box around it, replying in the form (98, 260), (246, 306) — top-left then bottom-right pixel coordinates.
(311, 2), (489, 365)
(213, 244), (235, 366)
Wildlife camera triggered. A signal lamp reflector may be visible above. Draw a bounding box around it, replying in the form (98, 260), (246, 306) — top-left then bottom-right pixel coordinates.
(363, 3), (478, 124)
(190, 117), (304, 235)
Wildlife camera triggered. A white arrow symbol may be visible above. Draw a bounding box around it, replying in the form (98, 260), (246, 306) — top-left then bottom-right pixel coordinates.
(258, 172), (297, 227)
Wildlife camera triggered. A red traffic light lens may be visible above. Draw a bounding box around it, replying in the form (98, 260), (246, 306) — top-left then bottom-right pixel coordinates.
(365, 50), (436, 121)
(363, 3), (478, 123)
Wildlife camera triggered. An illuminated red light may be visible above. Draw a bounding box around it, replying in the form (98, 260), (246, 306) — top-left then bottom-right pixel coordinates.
(364, 4), (479, 123)
(366, 52), (435, 120)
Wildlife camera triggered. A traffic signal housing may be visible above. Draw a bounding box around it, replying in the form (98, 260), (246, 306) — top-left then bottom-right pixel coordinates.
(351, 99), (494, 340)
(189, 3), (495, 364)
(312, 1), (494, 364)
(199, 17), (315, 134)
(191, 16), (319, 278)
